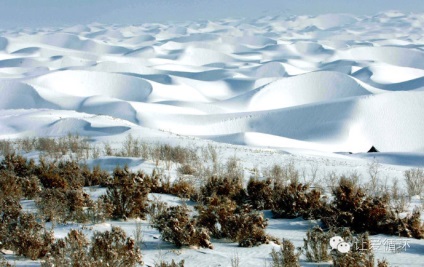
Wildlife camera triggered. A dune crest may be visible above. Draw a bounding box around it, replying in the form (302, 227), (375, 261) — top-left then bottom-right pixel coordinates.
(0, 11), (423, 153)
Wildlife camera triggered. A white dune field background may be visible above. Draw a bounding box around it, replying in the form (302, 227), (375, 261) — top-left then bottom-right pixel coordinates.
(1, 11), (424, 266)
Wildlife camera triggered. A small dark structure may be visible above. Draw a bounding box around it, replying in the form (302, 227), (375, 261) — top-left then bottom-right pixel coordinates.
(367, 146), (379, 153)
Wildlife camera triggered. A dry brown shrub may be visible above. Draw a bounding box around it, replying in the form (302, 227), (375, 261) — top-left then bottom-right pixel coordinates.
(90, 226), (143, 266)
(0, 154), (35, 177)
(272, 180), (324, 220)
(196, 196), (237, 238)
(171, 177), (197, 199)
(269, 239), (301, 267)
(331, 231), (374, 267)
(303, 226), (332, 262)
(199, 175), (247, 205)
(323, 176), (424, 239)
(0, 171), (23, 200)
(151, 204), (213, 249)
(43, 227), (143, 267)
(36, 188), (92, 224)
(82, 164), (110, 187)
(102, 166), (150, 220)
(177, 164), (196, 176)
(196, 197), (272, 247)
(155, 259), (185, 267)
(4, 212), (53, 260)
(247, 178), (273, 210)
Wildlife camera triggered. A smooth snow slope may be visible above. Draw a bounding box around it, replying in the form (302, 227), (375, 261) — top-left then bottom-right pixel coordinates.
(1, 12), (424, 154)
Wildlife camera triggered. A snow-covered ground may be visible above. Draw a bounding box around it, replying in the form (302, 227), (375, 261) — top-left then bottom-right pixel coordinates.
(1, 11), (424, 266)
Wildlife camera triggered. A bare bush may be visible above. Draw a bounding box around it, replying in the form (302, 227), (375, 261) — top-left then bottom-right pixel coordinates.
(390, 178), (408, 213)
(224, 156), (244, 181)
(177, 164), (197, 176)
(404, 168), (424, 197)
(0, 140), (13, 155)
(231, 252), (240, 267)
(155, 259), (185, 267)
(366, 158), (381, 196)
(303, 226), (331, 262)
(103, 142), (113, 156)
(0, 154), (35, 177)
(82, 164), (110, 187)
(86, 197), (112, 224)
(42, 229), (90, 266)
(148, 196), (169, 225)
(264, 161), (299, 185)
(36, 188), (68, 224)
(269, 239), (300, 267)
(133, 218), (144, 246)
(36, 188), (92, 224)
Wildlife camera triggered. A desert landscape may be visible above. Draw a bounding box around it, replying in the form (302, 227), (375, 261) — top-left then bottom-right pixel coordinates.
(1, 6), (424, 267)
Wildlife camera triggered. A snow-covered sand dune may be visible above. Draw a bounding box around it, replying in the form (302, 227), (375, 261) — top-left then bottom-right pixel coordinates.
(1, 12), (424, 155)
(3, 11), (424, 267)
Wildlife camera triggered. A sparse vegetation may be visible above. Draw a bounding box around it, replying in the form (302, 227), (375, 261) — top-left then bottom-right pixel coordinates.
(269, 239), (300, 267)
(0, 136), (422, 266)
(102, 166), (150, 220)
(155, 259), (185, 267)
(150, 204), (213, 249)
(303, 226), (332, 262)
(330, 230), (374, 267)
(0, 198), (53, 260)
(404, 168), (424, 198)
(322, 176), (424, 238)
(42, 227), (142, 267)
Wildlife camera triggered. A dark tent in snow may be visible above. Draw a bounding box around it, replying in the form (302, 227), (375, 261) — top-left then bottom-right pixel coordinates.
(367, 146), (379, 153)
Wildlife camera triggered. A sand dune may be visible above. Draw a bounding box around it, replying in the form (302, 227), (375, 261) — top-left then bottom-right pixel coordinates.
(1, 11), (424, 154)
(27, 70), (152, 101)
(223, 71), (371, 111)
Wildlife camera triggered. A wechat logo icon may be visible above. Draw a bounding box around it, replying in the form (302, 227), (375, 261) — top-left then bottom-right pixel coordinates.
(330, 236), (351, 253)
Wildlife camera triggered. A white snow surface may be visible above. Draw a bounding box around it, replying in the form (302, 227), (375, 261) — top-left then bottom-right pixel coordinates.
(2, 11), (424, 266)
(1, 12), (424, 154)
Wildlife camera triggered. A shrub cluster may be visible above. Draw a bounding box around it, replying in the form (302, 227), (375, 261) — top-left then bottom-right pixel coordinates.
(0, 135), (92, 160)
(330, 230), (374, 267)
(303, 226), (331, 262)
(271, 180), (323, 220)
(269, 239), (301, 267)
(42, 226), (142, 267)
(101, 166), (150, 220)
(196, 196), (272, 247)
(322, 176), (424, 238)
(1, 154), (110, 190)
(199, 175), (247, 205)
(0, 197), (53, 260)
(36, 188), (93, 224)
(155, 260), (185, 267)
(151, 204), (213, 249)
